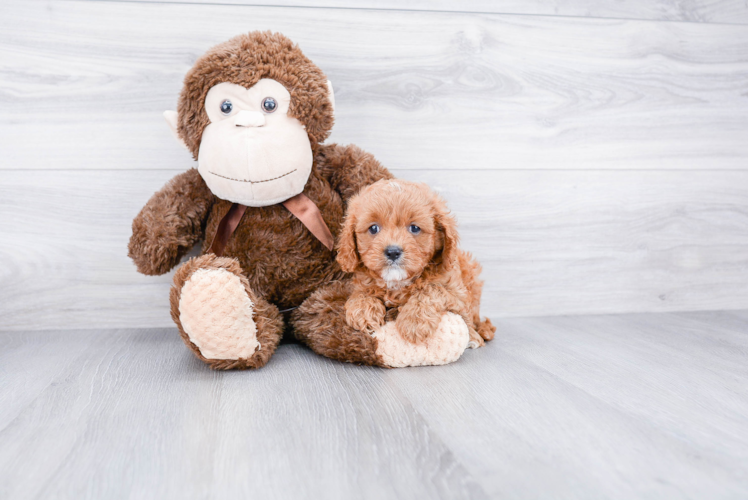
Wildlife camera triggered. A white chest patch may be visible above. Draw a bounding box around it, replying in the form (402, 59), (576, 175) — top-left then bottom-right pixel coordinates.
(381, 266), (410, 290)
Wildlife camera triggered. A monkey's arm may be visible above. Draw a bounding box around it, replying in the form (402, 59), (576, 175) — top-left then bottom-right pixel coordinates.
(318, 144), (394, 202)
(128, 168), (215, 276)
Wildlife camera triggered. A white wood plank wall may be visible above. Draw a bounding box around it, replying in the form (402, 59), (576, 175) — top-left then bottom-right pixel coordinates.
(1, 0), (747, 330)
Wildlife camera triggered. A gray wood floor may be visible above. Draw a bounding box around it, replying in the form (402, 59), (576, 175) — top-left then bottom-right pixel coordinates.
(2, 310), (747, 499)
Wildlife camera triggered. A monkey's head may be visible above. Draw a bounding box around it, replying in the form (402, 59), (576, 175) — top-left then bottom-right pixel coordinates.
(164, 32), (335, 207)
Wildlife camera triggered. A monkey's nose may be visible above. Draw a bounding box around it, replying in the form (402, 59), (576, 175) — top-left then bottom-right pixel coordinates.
(234, 110), (265, 127)
(384, 245), (403, 262)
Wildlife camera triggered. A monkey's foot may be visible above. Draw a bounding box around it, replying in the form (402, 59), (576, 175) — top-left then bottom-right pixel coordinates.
(171, 254), (283, 370)
(372, 313), (470, 368)
(180, 267), (259, 358)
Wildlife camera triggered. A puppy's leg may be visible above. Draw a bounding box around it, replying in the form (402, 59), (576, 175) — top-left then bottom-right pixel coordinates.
(478, 317), (496, 341)
(458, 250), (496, 344)
(345, 293), (387, 334)
(396, 285), (449, 343)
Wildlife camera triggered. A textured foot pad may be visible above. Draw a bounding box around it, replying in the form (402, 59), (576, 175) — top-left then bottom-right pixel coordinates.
(179, 268), (259, 360)
(372, 313), (469, 368)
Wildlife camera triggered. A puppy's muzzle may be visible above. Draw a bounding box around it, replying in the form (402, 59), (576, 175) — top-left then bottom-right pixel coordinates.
(384, 245), (403, 263)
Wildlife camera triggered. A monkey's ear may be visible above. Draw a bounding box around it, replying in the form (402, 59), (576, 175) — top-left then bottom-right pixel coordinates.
(326, 80), (335, 115)
(163, 110), (190, 151)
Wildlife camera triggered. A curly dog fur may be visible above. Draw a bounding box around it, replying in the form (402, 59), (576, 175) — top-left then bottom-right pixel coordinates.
(337, 179), (496, 347)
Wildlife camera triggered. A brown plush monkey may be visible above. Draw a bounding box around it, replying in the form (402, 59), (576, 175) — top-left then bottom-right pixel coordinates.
(129, 32), (471, 369)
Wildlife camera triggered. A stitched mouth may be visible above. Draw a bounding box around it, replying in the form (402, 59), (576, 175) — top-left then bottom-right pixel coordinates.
(208, 169), (297, 184)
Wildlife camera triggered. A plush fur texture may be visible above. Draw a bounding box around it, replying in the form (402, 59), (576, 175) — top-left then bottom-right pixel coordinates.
(177, 31), (335, 158)
(129, 32), (393, 369)
(373, 312), (470, 367)
(132, 143), (392, 368)
(337, 180), (496, 347)
(170, 254), (284, 370)
(128, 168), (215, 276)
(179, 268), (260, 359)
(291, 280), (386, 367)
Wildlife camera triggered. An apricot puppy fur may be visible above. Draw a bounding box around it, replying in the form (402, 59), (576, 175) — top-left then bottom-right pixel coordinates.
(337, 179), (496, 347)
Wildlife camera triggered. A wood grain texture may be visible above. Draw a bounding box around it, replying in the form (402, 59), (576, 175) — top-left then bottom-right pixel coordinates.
(119, 0), (748, 25)
(2, 0), (748, 171)
(2, 0), (747, 326)
(2, 310), (747, 499)
(382, 310), (748, 498)
(1, 169), (746, 330)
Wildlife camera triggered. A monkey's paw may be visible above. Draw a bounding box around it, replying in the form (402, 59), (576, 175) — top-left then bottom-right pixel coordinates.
(371, 313), (469, 368)
(178, 266), (259, 360)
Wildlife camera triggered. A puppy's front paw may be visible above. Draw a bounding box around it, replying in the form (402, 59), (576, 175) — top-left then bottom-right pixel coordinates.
(396, 306), (442, 344)
(345, 296), (386, 334)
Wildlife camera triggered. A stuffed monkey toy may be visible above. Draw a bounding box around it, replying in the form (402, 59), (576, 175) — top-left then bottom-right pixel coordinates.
(128, 32), (471, 369)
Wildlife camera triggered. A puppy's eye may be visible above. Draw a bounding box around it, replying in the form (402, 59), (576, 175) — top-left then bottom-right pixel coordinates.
(262, 97), (277, 113)
(220, 100), (233, 115)
(408, 224), (421, 235)
(368, 224), (380, 235)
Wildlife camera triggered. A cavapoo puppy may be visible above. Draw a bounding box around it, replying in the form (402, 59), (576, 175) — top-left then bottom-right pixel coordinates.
(337, 179), (496, 347)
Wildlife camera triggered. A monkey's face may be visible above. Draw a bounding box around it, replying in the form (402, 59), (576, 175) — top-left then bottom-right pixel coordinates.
(197, 79), (313, 207)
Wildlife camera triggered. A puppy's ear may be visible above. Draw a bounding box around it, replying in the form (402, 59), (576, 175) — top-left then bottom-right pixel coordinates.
(336, 210), (359, 273)
(432, 192), (460, 273)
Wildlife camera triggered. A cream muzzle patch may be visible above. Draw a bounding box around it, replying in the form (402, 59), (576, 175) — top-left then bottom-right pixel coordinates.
(196, 80), (313, 206)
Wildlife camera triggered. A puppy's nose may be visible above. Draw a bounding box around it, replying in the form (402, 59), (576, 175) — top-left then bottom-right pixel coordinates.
(384, 245), (403, 262)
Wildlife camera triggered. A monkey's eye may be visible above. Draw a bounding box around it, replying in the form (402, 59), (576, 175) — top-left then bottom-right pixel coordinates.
(368, 224), (380, 235)
(220, 100), (233, 115)
(408, 224), (421, 235)
(262, 97), (277, 113)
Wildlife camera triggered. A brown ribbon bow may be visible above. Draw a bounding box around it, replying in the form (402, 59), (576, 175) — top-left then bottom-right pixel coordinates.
(208, 193), (335, 257)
